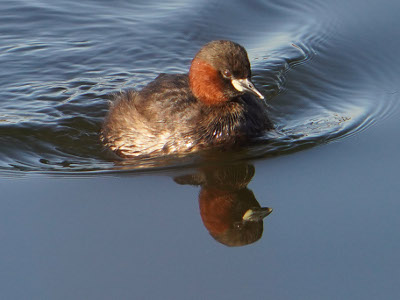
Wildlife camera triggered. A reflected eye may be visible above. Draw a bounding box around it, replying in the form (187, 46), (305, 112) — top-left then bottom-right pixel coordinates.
(222, 69), (232, 78)
(234, 222), (244, 230)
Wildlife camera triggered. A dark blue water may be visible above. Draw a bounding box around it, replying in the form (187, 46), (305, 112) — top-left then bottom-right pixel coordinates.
(1, 0), (400, 299)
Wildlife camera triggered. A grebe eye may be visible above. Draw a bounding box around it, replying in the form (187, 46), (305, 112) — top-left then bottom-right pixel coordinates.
(223, 70), (232, 78)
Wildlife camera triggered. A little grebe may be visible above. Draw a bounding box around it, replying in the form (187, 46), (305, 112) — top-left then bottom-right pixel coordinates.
(101, 40), (273, 157)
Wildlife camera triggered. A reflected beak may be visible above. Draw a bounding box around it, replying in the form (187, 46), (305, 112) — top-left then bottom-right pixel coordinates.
(242, 207), (273, 221)
(231, 78), (265, 100)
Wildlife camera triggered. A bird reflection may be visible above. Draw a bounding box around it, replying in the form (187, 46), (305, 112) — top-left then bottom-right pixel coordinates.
(175, 163), (272, 247)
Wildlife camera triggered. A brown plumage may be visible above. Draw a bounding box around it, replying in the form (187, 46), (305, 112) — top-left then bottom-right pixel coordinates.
(101, 40), (273, 158)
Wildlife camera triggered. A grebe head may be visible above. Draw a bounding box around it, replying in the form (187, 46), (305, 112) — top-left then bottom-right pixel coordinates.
(189, 40), (264, 105)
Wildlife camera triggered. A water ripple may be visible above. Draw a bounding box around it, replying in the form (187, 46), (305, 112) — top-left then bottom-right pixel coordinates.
(0, 0), (399, 175)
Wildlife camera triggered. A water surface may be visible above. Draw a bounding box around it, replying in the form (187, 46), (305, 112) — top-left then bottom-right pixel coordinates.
(1, 0), (398, 173)
(1, 0), (400, 299)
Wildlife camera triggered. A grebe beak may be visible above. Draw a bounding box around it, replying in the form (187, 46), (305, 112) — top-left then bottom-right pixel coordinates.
(231, 78), (265, 100)
(242, 207), (273, 221)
